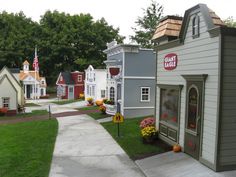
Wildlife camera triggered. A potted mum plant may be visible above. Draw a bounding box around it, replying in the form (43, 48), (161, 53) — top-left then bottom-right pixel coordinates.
(140, 117), (157, 143)
(99, 105), (106, 114)
(86, 97), (94, 106)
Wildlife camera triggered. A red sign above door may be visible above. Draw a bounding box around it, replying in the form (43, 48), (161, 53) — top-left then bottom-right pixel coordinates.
(109, 68), (120, 76)
(164, 53), (178, 70)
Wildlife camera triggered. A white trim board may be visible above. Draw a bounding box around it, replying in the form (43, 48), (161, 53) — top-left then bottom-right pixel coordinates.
(123, 76), (155, 79)
(123, 106), (154, 110)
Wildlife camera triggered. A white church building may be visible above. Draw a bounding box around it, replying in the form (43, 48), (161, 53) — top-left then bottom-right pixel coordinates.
(19, 60), (47, 99)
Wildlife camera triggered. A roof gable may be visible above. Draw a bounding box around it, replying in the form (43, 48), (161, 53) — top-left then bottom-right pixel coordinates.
(61, 72), (74, 85)
(179, 4), (225, 41)
(0, 66), (21, 88)
(0, 74), (18, 93)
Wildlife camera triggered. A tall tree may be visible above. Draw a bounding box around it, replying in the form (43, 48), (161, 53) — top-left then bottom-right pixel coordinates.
(0, 10), (123, 85)
(224, 16), (236, 28)
(131, 0), (163, 48)
(0, 11), (39, 68)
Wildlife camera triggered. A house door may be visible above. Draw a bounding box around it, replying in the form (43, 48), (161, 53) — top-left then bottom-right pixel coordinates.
(184, 81), (203, 160)
(26, 85), (31, 98)
(68, 86), (74, 99)
(41, 89), (44, 96)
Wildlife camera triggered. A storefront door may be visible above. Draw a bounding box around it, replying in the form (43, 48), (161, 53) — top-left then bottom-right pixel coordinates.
(68, 86), (74, 99)
(184, 81), (203, 160)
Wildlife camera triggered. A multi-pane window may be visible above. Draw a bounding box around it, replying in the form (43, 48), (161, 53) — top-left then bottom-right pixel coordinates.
(92, 86), (95, 96)
(110, 87), (115, 102)
(78, 75), (82, 82)
(2, 97), (10, 108)
(160, 88), (179, 127)
(87, 86), (89, 95)
(141, 87), (150, 102)
(101, 90), (106, 98)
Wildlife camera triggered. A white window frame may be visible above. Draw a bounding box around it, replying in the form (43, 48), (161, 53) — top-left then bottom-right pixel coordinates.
(78, 75), (82, 82)
(101, 90), (106, 98)
(192, 15), (200, 38)
(86, 85), (90, 95)
(2, 97), (10, 108)
(92, 86), (95, 96)
(140, 87), (150, 102)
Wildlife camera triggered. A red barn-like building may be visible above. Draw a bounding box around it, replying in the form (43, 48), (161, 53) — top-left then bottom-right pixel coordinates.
(56, 71), (84, 99)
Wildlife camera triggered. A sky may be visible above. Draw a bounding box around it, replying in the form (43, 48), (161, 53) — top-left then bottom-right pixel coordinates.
(0, 0), (235, 43)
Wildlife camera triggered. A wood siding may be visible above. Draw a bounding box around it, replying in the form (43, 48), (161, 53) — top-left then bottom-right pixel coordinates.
(0, 78), (17, 110)
(219, 36), (236, 166)
(156, 12), (220, 164)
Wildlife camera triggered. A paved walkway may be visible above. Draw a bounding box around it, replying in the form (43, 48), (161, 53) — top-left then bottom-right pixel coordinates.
(49, 114), (145, 177)
(136, 151), (236, 177)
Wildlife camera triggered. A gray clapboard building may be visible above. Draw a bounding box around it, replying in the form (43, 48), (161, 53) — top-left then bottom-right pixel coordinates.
(153, 4), (236, 172)
(103, 41), (155, 118)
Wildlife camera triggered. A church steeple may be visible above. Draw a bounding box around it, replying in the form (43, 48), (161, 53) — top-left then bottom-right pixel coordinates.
(23, 60), (29, 73)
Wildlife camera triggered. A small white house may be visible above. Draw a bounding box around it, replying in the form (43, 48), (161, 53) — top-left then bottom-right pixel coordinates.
(19, 60), (47, 99)
(0, 66), (24, 115)
(84, 65), (106, 101)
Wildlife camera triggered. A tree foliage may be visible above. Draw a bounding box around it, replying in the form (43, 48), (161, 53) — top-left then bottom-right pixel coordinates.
(0, 11), (123, 85)
(224, 16), (236, 28)
(131, 0), (163, 48)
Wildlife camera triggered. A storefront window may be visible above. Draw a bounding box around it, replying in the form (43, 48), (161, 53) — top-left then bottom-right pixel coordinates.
(110, 87), (115, 102)
(160, 88), (179, 127)
(187, 87), (198, 131)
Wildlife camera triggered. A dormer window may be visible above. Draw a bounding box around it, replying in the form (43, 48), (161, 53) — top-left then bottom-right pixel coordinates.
(192, 15), (200, 38)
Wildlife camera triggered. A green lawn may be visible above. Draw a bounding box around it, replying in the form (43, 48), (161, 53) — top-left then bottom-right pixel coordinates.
(77, 106), (99, 111)
(88, 112), (111, 120)
(0, 110), (49, 121)
(51, 99), (83, 105)
(0, 119), (58, 177)
(25, 103), (40, 107)
(101, 117), (171, 160)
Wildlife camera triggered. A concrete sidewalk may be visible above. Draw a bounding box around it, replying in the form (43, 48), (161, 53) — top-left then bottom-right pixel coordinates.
(49, 114), (145, 177)
(136, 151), (236, 177)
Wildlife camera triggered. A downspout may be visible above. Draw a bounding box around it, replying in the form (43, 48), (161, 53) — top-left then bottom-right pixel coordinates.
(154, 45), (158, 129)
(215, 29), (223, 171)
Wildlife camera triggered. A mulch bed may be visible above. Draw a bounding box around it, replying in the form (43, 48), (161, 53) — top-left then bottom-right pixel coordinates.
(0, 109), (100, 125)
(132, 138), (173, 161)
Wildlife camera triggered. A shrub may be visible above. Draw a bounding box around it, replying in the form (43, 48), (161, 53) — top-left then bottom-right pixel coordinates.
(95, 100), (103, 106)
(79, 93), (85, 100)
(40, 94), (50, 99)
(0, 107), (8, 116)
(99, 105), (106, 114)
(140, 117), (155, 129)
(103, 99), (114, 105)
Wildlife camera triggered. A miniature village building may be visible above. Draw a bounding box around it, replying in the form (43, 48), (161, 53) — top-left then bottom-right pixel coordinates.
(56, 71), (84, 99)
(84, 65), (106, 101)
(153, 4), (236, 171)
(19, 60), (47, 99)
(0, 66), (24, 115)
(103, 41), (156, 118)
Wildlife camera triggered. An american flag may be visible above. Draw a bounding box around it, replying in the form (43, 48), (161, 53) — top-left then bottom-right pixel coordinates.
(33, 47), (39, 71)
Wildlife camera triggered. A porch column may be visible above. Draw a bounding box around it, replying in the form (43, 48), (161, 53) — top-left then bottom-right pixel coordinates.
(24, 85), (27, 98)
